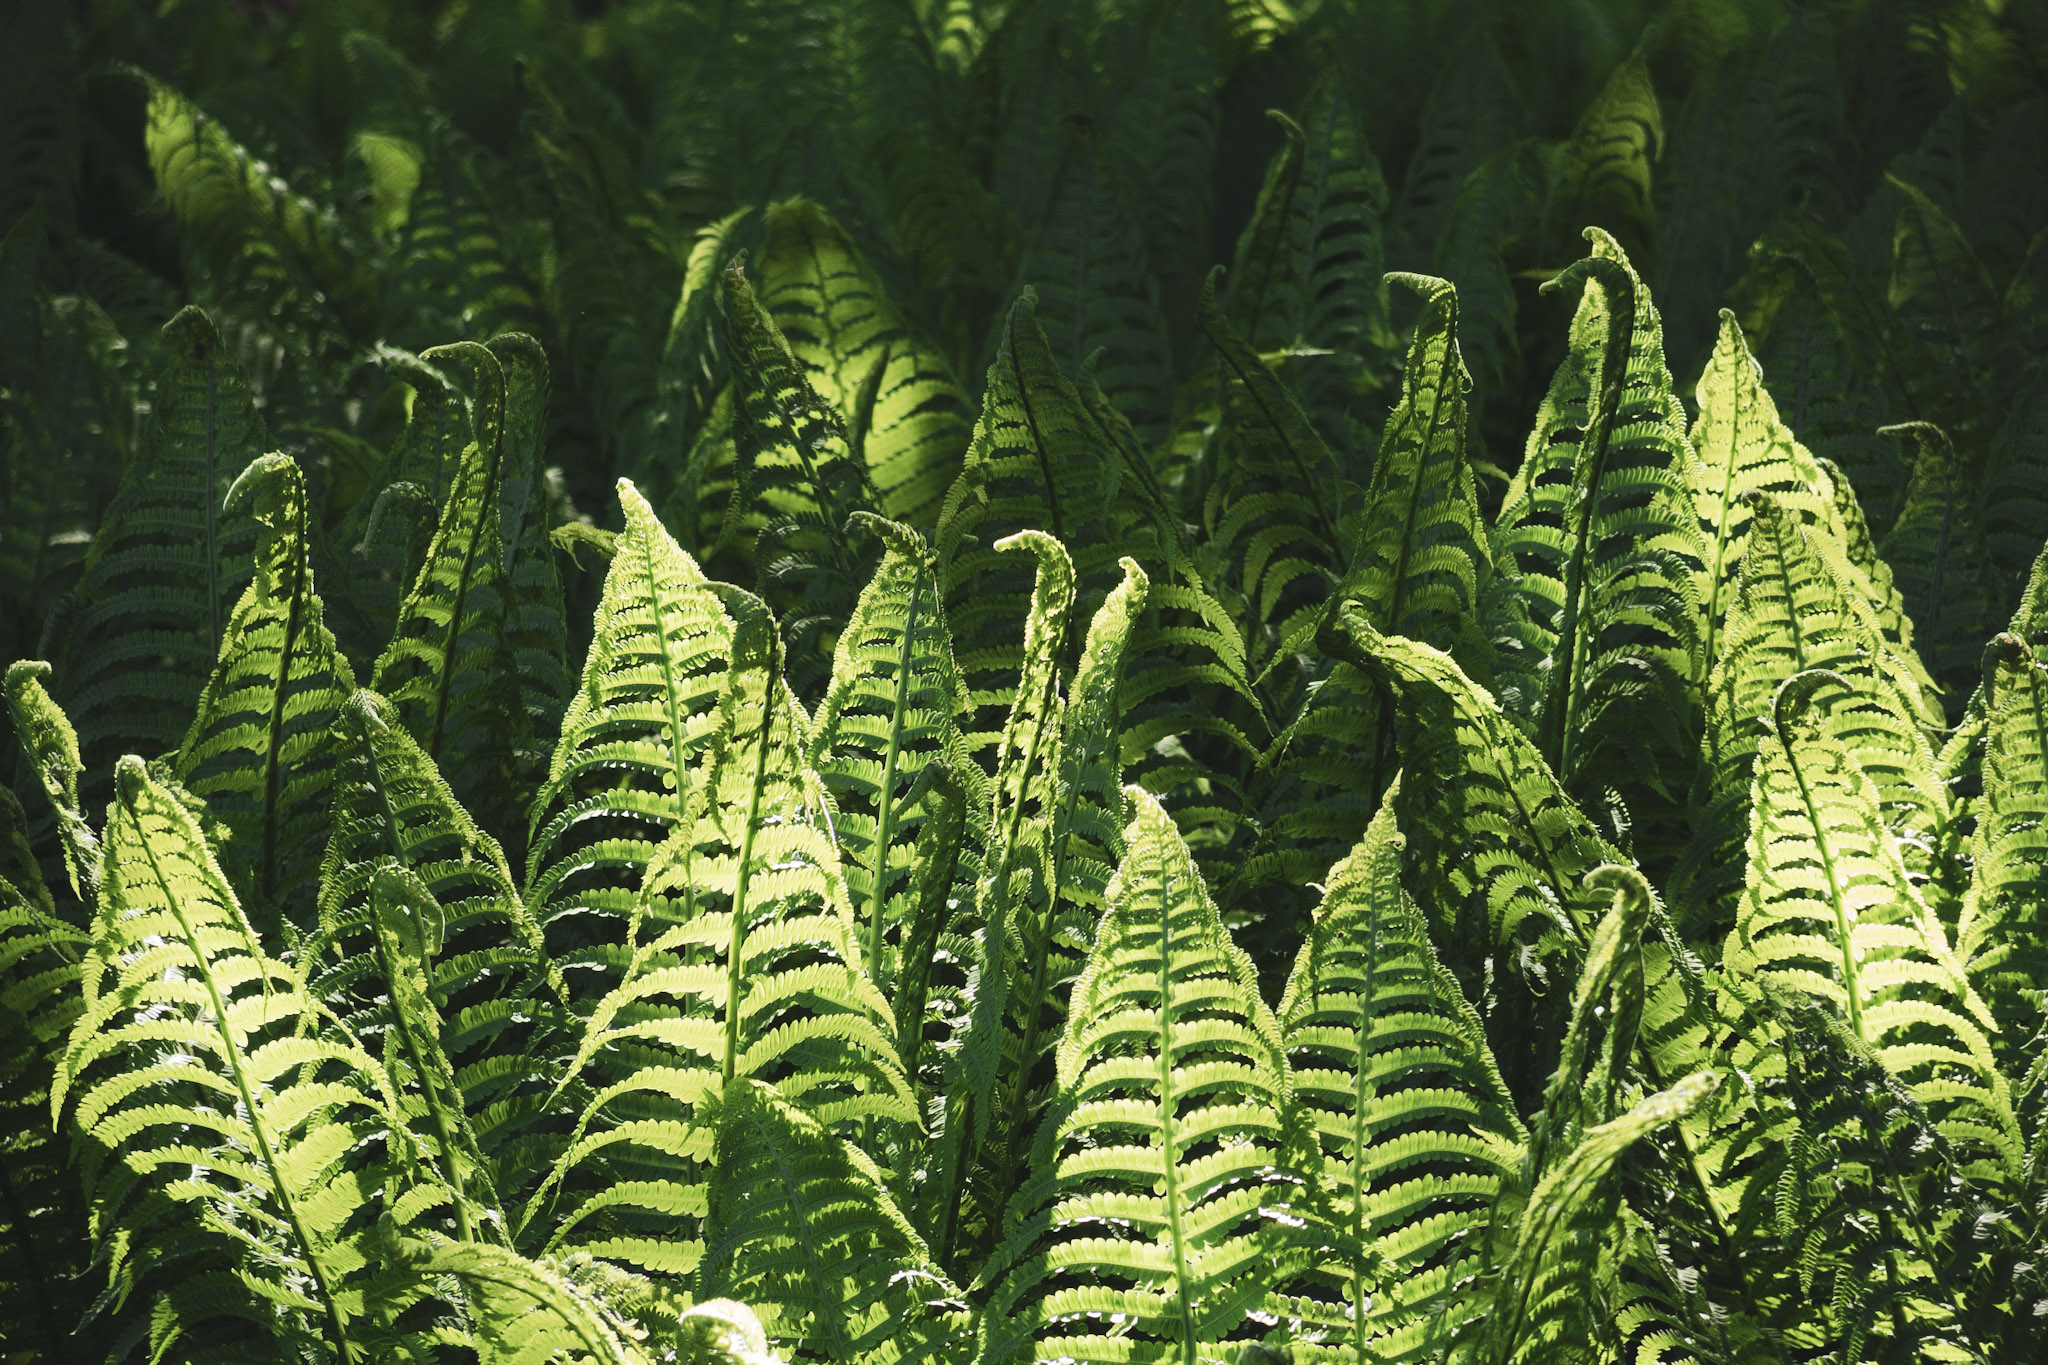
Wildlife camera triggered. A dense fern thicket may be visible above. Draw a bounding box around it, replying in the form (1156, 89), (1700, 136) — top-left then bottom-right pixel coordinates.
(4, 0), (2048, 1361)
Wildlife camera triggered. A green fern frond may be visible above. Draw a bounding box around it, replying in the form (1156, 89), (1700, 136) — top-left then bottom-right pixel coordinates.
(1878, 421), (1999, 706)
(1476, 1072), (1717, 1365)
(809, 515), (973, 1003)
(1547, 48), (1663, 263)
(1320, 606), (1622, 1088)
(1276, 796), (1525, 1364)
(702, 1080), (967, 1365)
(1886, 177), (2003, 435)
(1685, 309), (1839, 675)
(1680, 494), (1947, 933)
(526, 478), (738, 991)
(1979, 380), (2048, 608)
(525, 588), (910, 1282)
(720, 255), (881, 690)
(58, 306), (264, 777)
(56, 756), (420, 1361)
(5, 659), (98, 900)
(371, 340), (526, 820)
(1727, 672), (2019, 1185)
(976, 786), (1325, 1365)
(489, 333), (574, 758)
(1953, 634), (2048, 1068)
(1489, 230), (1704, 825)
(758, 199), (973, 530)
(174, 453), (356, 919)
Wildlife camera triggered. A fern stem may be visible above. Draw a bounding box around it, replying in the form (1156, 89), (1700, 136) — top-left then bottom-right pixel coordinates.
(865, 575), (921, 987)
(124, 791), (361, 1363)
(367, 902), (476, 1245)
(722, 638), (779, 1092)
(1153, 852), (1201, 1365)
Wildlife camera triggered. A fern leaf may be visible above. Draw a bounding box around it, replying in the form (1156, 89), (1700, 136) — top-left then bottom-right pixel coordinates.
(1489, 230), (1704, 825)
(489, 332), (574, 757)
(1320, 604), (1622, 1100)
(56, 756), (417, 1360)
(5, 659), (99, 900)
(174, 453), (356, 919)
(1276, 796), (1525, 1364)
(1727, 672), (2019, 1184)
(721, 255), (882, 692)
(758, 199), (973, 529)
(703, 1081), (967, 1365)
(526, 478), (738, 993)
(1878, 421), (1999, 706)
(371, 340), (525, 821)
(1680, 494), (1947, 934)
(525, 590), (910, 1283)
(976, 787), (1325, 1365)
(1547, 48), (1663, 263)
(809, 515), (972, 1002)
(1954, 634), (2048, 1066)
(57, 307), (264, 777)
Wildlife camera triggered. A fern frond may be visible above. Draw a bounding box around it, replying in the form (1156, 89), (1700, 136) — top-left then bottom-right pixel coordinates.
(57, 756), (420, 1360)
(1488, 230), (1704, 827)
(758, 199), (973, 529)
(525, 589), (910, 1283)
(5, 659), (99, 900)
(1546, 48), (1663, 263)
(809, 515), (972, 1003)
(976, 787), (1325, 1365)
(1320, 605), (1622, 1096)
(703, 1081), (967, 1365)
(1276, 796), (1525, 1364)
(371, 340), (525, 821)
(1878, 421), (1999, 705)
(489, 332), (573, 762)
(1954, 634), (2048, 1068)
(174, 453), (356, 920)
(526, 478), (738, 994)
(720, 255), (881, 692)
(58, 307), (264, 777)
(1727, 672), (2019, 1185)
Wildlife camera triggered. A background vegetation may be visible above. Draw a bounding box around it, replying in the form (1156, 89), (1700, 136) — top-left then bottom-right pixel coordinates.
(3, 0), (2047, 1362)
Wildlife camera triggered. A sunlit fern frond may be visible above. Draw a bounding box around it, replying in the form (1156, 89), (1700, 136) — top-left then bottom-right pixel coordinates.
(1319, 607), (1623, 1111)
(372, 340), (526, 824)
(173, 454), (356, 923)
(976, 786), (1327, 1365)
(1953, 634), (2048, 1073)
(1489, 231), (1705, 841)
(1726, 672), (2019, 1187)
(55, 757), (427, 1361)
(6, 659), (99, 901)
(719, 256), (881, 695)
(809, 516), (974, 1006)
(702, 1080), (968, 1365)
(1276, 796), (1525, 1365)
(1678, 495), (1947, 936)
(757, 199), (974, 531)
(523, 591), (910, 1286)
(526, 479), (737, 998)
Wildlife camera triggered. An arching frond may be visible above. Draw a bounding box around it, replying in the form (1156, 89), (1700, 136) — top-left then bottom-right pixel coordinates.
(976, 788), (1325, 1365)
(5, 659), (98, 900)
(56, 757), (419, 1361)
(1726, 673), (2018, 1185)
(1276, 797), (1525, 1365)
(174, 454), (356, 920)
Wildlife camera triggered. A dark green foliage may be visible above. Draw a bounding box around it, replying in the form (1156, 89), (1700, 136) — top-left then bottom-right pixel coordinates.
(2, 4), (2046, 1364)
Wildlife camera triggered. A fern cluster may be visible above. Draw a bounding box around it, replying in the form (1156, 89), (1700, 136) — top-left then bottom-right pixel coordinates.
(5, 1), (2048, 1362)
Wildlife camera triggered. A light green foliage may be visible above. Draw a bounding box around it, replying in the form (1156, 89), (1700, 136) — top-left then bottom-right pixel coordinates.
(976, 788), (1323, 1365)
(176, 454), (357, 917)
(1276, 796), (1524, 1363)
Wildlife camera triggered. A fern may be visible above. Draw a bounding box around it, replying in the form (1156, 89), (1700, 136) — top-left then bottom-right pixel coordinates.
(173, 453), (356, 919)
(6, 658), (99, 900)
(56, 307), (264, 778)
(1275, 795), (1525, 1364)
(1487, 230), (1703, 835)
(1727, 672), (2019, 1185)
(975, 787), (1325, 1365)
(756, 199), (973, 530)
(371, 340), (526, 822)
(55, 756), (420, 1360)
